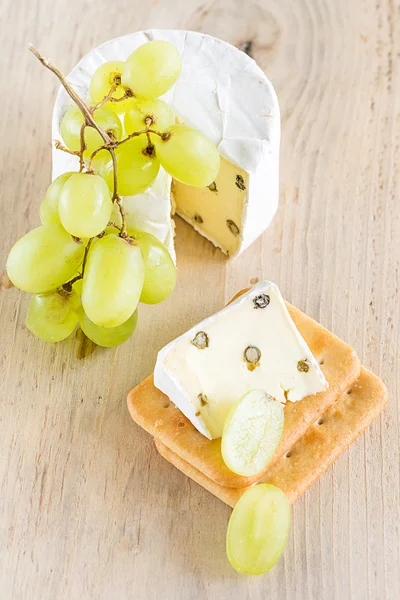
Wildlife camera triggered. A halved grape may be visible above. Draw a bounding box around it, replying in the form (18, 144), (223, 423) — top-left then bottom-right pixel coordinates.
(82, 234), (144, 327)
(59, 173), (112, 239)
(221, 390), (284, 476)
(26, 289), (80, 342)
(199, 400), (234, 440)
(157, 124), (220, 187)
(80, 308), (138, 347)
(226, 484), (290, 574)
(129, 230), (176, 304)
(60, 105), (122, 158)
(40, 172), (74, 226)
(124, 99), (175, 137)
(92, 139), (160, 196)
(89, 60), (135, 114)
(122, 40), (182, 100)
(6, 225), (85, 293)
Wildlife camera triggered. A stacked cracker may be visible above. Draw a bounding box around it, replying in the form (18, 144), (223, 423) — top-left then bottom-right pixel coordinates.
(128, 291), (387, 505)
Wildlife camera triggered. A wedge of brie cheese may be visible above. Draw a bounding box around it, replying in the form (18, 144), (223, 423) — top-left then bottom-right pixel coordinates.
(154, 282), (328, 440)
(51, 30), (280, 261)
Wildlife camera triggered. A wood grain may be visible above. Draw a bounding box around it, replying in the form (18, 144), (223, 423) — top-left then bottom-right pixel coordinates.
(0, 1), (399, 598)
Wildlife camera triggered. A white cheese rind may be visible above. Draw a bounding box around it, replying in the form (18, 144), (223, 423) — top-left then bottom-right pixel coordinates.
(154, 281), (328, 440)
(51, 30), (280, 259)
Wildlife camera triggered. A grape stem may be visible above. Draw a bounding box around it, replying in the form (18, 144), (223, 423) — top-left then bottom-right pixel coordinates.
(109, 90), (134, 103)
(79, 123), (86, 172)
(81, 237), (93, 274)
(91, 83), (119, 112)
(29, 45), (112, 145)
(87, 146), (107, 172)
(117, 128), (165, 147)
(54, 140), (81, 157)
(29, 44), (128, 237)
(90, 81), (134, 111)
(107, 221), (121, 231)
(62, 237), (94, 291)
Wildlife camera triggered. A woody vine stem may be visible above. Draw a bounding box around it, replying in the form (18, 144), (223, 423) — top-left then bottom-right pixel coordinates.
(28, 44), (169, 289)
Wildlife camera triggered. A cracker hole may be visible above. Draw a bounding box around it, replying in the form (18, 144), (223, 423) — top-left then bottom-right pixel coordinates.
(319, 359), (325, 365)
(178, 422), (185, 428)
(285, 451), (292, 458)
(317, 418), (324, 425)
(346, 388), (353, 395)
(163, 400), (170, 408)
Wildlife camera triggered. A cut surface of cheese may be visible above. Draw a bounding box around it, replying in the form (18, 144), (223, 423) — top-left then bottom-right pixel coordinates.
(172, 157), (248, 256)
(154, 281), (328, 440)
(51, 30), (280, 261)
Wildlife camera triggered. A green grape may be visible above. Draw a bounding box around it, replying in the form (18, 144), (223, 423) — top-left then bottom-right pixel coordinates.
(92, 138), (159, 196)
(59, 173), (112, 238)
(98, 205), (122, 237)
(60, 105), (122, 158)
(122, 40), (182, 100)
(80, 308), (138, 347)
(40, 172), (74, 226)
(129, 230), (176, 304)
(88, 204), (121, 241)
(221, 390), (284, 476)
(157, 124), (220, 187)
(26, 289), (80, 342)
(72, 277), (83, 297)
(6, 225), (85, 294)
(226, 484), (290, 575)
(82, 234), (144, 327)
(89, 60), (135, 114)
(124, 99), (175, 137)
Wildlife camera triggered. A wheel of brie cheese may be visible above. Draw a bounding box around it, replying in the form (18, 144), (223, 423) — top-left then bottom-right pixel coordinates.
(52, 30), (280, 262)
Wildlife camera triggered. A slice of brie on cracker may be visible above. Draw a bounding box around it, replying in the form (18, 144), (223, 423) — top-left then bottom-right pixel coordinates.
(154, 281), (328, 440)
(51, 30), (280, 261)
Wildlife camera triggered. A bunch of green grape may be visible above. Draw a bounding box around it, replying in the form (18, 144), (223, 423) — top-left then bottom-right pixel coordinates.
(62, 40), (220, 191)
(6, 40), (220, 348)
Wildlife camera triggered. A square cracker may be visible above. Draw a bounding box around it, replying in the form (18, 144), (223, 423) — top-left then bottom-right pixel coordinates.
(154, 367), (387, 507)
(127, 302), (361, 488)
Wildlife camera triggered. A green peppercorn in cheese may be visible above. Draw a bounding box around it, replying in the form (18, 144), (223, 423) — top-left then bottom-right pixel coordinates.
(172, 157), (247, 256)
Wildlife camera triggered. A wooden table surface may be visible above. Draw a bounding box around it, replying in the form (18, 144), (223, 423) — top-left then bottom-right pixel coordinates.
(1, 1), (399, 598)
